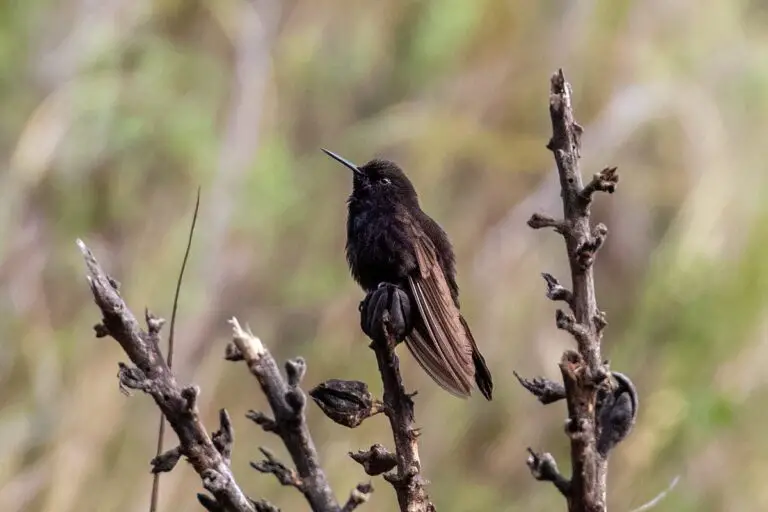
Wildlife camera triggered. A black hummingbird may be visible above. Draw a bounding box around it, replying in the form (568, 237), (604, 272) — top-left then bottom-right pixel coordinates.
(322, 148), (493, 400)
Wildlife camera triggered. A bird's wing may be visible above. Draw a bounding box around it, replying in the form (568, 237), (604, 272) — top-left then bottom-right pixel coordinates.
(404, 219), (474, 397)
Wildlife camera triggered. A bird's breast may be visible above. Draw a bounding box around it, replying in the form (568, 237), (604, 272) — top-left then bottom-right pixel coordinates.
(346, 205), (417, 291)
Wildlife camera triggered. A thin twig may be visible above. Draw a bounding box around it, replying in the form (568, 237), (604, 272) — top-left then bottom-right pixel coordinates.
(629, 476), (680, 512)
(151, 187), (200, 512)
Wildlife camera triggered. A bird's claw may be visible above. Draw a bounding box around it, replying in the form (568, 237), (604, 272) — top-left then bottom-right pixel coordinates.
(361, 283), (413, 344)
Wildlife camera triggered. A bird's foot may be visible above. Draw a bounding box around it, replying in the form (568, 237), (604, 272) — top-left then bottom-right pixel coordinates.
(360, 283), (413, 345)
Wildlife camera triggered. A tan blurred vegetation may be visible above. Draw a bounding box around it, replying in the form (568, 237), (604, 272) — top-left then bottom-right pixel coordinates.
(2, 0), (768, 511)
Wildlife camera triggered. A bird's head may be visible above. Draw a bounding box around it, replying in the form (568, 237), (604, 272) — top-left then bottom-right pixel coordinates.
(321, 149), (418, 206)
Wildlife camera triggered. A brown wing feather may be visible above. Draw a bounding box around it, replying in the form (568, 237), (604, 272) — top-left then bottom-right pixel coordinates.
(405, 326), (470, 398)
(460, 316), (493, 400)
(403, 219), (475, 397)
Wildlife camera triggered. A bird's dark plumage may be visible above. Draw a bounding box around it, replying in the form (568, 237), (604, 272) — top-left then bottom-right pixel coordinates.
(323, 149), (493, 400)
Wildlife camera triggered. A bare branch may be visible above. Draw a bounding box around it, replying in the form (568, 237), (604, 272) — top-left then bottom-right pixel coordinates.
(523, 70), (638, 512)
(77, 239), (255, 512)
(227, 318), (340, 511)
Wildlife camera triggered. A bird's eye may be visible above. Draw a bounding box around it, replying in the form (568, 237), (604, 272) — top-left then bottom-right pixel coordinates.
(381, 178), (391, 185)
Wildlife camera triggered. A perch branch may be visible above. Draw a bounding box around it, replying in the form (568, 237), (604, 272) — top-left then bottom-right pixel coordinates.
(368, 321), (435, 512)
(227, 318), (341, 512)
(78, 239), (255, 512)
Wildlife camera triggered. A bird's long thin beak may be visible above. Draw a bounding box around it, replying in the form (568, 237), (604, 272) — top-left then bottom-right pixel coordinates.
(321, 148), (363, 176)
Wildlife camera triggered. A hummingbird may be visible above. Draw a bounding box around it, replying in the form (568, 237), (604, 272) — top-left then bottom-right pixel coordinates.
(322, 149), (493, 400)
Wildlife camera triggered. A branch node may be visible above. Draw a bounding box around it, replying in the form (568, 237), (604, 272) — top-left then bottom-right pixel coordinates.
(145, 308), (166, 334)
(564, 417), (590, 440)
(181, 385), (200, 414)
(541, 272), (573, 306)
(576, 223), (609, 269)
(251, 447), (303, 490)
(212, 409), (234, 465)
(196, 493), (222, 512)
(526, 447), (571, 497)
(201, 469), (230, 495)
(527, 213), (568, 234)
(285, 357), (307, 387)
(252, 499), (281, 512)
(555, 309), (591, 347)
(245, 410), (279, 433)
(94, 323), (109, 338)
(594, 310), (608, 333)
(573, 122), (584, 152)
(151, 445), (183, 473)
(224, 343), (245, 361)
(284, 387), (306, 414)
(116, 363), (150, 395)
(108, 276), (121, 291)
(581, 166), (619, 202)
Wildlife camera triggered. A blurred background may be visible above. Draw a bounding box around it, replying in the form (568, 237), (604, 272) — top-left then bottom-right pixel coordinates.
(1, 0), (767, 510)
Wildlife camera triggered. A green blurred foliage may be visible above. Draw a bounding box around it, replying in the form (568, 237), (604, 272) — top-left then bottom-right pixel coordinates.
(1, 0), (768, 511)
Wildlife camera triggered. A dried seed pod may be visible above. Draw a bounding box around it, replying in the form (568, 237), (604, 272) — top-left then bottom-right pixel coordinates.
(309, 379), (383, 428)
